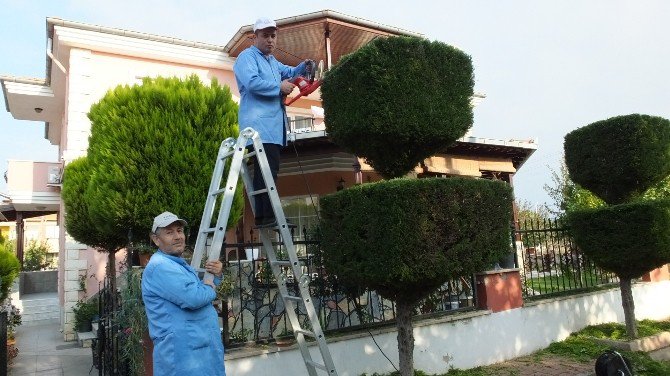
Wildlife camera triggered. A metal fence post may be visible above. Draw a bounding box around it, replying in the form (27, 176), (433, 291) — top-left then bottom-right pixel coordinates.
(0, 310), (7, 376)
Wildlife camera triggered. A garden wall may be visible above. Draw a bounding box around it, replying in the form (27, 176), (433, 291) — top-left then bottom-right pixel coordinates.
(19, 271), (57, 296)
(224, 280), (670, 375)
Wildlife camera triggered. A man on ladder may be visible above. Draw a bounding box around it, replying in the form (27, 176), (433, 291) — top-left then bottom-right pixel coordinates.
(233, 16), (312, 228)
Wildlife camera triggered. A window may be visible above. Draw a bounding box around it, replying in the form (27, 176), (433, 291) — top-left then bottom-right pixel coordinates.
(281, 196), (319, 240)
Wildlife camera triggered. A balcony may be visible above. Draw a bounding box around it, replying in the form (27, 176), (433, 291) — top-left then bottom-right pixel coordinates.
(1, 160), (61, 220)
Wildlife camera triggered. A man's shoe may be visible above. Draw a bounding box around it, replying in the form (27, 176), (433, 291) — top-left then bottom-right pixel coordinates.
(253, 217), (297, 229)
(254, 217), (277, 229)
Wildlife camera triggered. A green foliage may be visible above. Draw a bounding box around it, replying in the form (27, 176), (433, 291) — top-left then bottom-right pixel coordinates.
(62, 157), (127, 252)
(644, 174), (670, 200)
(6, 304), (22, 340)
(215, 266), (236, 300)
(564, 114), (670, 205)
(22, 240), (51, 271)
(0, 248), (20, 303)
(544, 161), (605, 216)
(321, 36), (474, 179)
(568, 199), (670, 279)
(320, 177), (513, 305)
(117, 269), (148, 376)
(73, 298), (98, 331)
(580, 319), (670, 340)
(540, 322), (670, 375)
(0, 236), (16, 255)
(360, 372), (433, 376)
(63, 75), (243, 251)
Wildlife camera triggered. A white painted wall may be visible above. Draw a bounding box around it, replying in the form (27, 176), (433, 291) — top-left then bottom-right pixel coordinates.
(223, 281), (670, 375)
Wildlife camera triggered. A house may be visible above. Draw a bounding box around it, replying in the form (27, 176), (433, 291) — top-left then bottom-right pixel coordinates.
(0, 10), (536, 340)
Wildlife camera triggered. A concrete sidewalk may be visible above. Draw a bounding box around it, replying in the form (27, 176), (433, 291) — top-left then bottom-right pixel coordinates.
(10, 317), (93, 375)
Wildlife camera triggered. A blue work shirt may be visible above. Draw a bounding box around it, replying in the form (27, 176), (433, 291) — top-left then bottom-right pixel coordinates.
(234, 45), (306, 146)
(141, 251), (225, 376)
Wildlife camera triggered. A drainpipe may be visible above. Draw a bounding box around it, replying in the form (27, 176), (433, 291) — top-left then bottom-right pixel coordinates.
(16, 212), (24, 269)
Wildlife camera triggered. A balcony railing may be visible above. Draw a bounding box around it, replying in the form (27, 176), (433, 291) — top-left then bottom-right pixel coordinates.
(287, 117), (326, 135)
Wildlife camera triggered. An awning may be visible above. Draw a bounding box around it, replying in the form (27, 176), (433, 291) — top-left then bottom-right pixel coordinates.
(225, 10), (423, 68)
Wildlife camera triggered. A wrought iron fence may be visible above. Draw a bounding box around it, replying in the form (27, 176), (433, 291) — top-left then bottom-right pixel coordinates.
(513, 218), (618, 299)
(93, 275), (123, 375)
(219, 227), (476, 347)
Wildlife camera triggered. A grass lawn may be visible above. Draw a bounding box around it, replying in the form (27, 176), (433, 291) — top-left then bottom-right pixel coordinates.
(363, 319), (670, 376)
(525, 270), (615, 294)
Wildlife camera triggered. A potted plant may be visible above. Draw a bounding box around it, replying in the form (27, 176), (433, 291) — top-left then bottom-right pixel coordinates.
(136, 243), (155, 267)
(73, 298), (98, 332)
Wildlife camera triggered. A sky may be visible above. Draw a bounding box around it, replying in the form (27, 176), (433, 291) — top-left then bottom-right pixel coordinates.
(1, 0), (669, 209)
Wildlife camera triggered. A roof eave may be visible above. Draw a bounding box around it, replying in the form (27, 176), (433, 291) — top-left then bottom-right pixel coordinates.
(224, 9), (423, 53)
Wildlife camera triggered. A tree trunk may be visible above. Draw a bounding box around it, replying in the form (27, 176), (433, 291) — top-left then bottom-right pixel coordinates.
(619, 277), (637, 339)
(108, 250), (117, 309)
(396, 300), (415, 376)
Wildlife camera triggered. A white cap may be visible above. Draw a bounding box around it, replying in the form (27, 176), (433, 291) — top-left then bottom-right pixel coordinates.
(253, 17), (277, 32)
(152, 211), (187, 233)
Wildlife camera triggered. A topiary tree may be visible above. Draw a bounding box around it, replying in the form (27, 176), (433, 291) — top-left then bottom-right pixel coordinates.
(62, 157), (127, 253)
(62, 75), (244, 300)
(320, 36), (513, 376)
(321, 36), (474, 179)
(565, 114), (670, 205)
(85, 75), (244, 241)
(565, 114), (670, 338)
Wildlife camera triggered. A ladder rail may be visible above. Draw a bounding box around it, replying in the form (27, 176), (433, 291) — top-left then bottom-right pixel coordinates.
(200, 134), (251, 281)
(191, 137), (235, 271)
(249, 132), (337, 374)
(191, 127), (338, 375)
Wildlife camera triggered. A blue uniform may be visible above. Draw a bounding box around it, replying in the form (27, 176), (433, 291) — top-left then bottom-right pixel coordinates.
(141, 251), (225, 376)
(234, 45), (306, 145)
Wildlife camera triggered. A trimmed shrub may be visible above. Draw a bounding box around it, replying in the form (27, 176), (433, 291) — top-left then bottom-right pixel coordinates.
(568, 199), (670, 279)
(320, 177), (513, 303)
(80, 75), (243, 242)
(62, 157), (127, 251)
(564, 114), (670, 204)
(0, 248), (20, 304)
(320, 36), (474, 179)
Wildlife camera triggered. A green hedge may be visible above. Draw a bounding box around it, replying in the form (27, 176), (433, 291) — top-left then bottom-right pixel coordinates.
(320, 177), (513, 304)
(82, 75), (243, 241)
(568, 199), (670, 279)
(320, 36), (474, 179)
(0, 248), (19, 303)
(564, 114), (670, 204)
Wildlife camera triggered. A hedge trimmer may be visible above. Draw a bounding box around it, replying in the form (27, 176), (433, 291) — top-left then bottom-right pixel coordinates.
(284, 60), (324, 106)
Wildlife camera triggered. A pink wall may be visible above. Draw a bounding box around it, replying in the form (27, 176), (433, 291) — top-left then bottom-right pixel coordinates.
(7, 160), (61, 193)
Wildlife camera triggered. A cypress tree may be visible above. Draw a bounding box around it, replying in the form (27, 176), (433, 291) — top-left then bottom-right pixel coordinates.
(62, 75), (243, 302)
(320, 36), (511, 376)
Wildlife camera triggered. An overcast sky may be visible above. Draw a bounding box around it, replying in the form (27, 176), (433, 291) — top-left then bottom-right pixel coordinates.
(1, 0), (669, 209)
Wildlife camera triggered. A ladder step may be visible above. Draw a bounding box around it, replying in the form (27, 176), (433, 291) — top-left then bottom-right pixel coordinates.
(200, 227), (222, 234)
(248, 188), (268, 196)
(295, 328), (316, 337)
(305, 360), (328, 371)
(212, 187), (234, 196)
(284, 296), (302, 303)
(221, 150), (236, 159)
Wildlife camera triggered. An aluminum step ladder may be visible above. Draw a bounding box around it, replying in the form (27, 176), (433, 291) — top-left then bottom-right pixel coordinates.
(190, 127), (338, 376)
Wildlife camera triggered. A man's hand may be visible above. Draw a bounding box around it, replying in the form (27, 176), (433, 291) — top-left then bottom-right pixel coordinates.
(205, 260), (223, 277)
(280, 79), (295, 95)
(204, 279), (216, 289)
